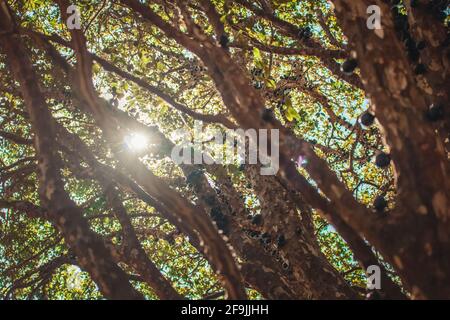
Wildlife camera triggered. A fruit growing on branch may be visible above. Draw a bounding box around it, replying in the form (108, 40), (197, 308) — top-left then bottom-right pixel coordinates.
(425, 103), (444, 122)
(375, 152), (391, 168)
(341, 58), (358, 75)
(360, 112), (375, 127)
(1, 0), (449, 301)
(373, 195), (388, 213)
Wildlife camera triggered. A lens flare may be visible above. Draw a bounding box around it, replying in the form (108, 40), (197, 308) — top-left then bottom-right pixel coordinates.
(125, 133), (148, 152)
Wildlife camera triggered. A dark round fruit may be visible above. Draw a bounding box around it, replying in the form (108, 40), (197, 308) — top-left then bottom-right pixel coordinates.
(415, 63), (427, 75)
(210, 207), (224, 220)
(375, 152), (391, 168)
(360, 112), (375, 127)
(186, 169), (203, 185)
(341, 58), (358, 75)
(373, 195), (388, 212)
(277, 234), (286, 248)
(252, 214), (263, 226)
(425, 103), (444, 122)
(261, 232), (272, 244)
(219, 35), (229, 48)
(261, 108), (274, 122)
(300, 27), (312, 39)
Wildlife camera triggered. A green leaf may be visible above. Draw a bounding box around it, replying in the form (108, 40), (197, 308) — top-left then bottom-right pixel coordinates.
(253, 47), (263, 68)
(265, 78), (276, 89)
(284, 99), (300, 122)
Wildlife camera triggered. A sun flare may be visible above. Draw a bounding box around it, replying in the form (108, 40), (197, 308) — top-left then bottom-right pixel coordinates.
(125, 133), (148, 152)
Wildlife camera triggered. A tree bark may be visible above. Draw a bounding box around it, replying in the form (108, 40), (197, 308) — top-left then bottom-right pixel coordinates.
(0, 2), (143, 300)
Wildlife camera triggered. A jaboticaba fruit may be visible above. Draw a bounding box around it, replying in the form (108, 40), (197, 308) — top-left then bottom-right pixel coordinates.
(408, 48), (420, 62)
(375, 152), (391, 168)
(261, 108), (274, 122)
(261, 233), (271, 244)
(219, 35), (229, 48)
(252, 214), (263, 226)
(210, 207), (224, 220)
(186, 169), (203, 186)
(414, 64), (427, 75)
(277, 234), (286, 248)
(373, 195), (388, 212)
(341, 58), (358, 75)
(217, 220), (229, 235)
(298, 27), (312, 39)
(425, 103), (444, 122)
(360, 111), (375, 127)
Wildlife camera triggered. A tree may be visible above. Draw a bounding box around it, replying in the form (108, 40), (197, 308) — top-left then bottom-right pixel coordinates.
(0, 0), (448, 300)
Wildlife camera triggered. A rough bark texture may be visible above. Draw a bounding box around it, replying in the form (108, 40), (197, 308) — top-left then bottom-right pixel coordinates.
(243, 165), (358, 299)
(331, 0), (450, 299)
(104, 186), (183, 300)
(0, 2), (143, 300)
(2, 0), (449, 300)
(122, 0), (449, 298)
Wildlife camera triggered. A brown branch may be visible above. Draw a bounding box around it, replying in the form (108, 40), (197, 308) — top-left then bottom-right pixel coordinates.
(22, 29), (236, 128)
(0, 130), (33, 145)
(104, 186), (184, 300)
(0, 199), (48, 219)
(120, 0), (383, 275)
(0, 2), (143, 300)
(57, 0), (247, 299)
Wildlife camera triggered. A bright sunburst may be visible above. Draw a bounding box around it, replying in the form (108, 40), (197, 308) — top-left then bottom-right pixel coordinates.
(125, 133), (148, 152)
